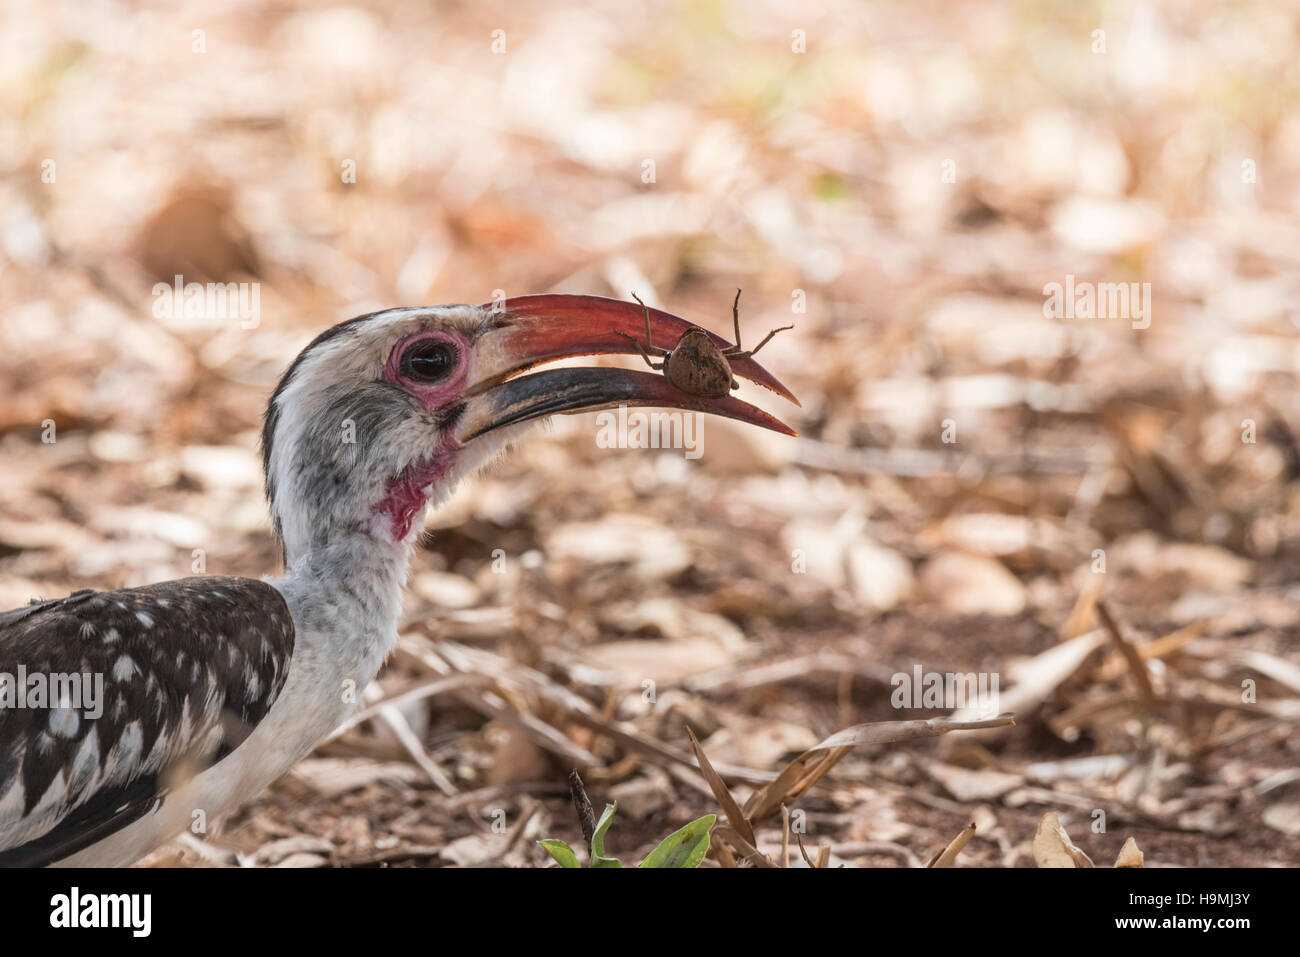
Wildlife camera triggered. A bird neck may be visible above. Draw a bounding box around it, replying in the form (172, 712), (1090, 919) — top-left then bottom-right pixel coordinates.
(272, 529), (413, 693)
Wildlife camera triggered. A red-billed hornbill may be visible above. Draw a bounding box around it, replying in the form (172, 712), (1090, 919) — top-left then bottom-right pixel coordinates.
(0, 295), (796, 867)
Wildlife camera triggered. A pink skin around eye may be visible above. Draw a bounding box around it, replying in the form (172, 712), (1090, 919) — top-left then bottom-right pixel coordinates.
(382, 329), (473, 410)
(375, 329), (473, 541)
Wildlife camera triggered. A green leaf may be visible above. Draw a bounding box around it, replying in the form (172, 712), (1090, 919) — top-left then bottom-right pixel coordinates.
(539, 839), (582, 868)
(638, 814), (717, 868)
(590, 802), (622, 868)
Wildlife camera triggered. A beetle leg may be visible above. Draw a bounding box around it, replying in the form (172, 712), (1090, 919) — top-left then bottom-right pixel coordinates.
(620, 291), (671, 368)
(744, 323), (796, 357)
(727, 324), (794, 360)
(615, 330), (667, 370)
(725, 289), (793, 359)
(629, 292), (658, 348)
(731, 288), (744, 349)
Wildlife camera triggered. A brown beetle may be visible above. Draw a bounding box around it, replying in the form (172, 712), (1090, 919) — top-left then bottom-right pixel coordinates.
(618, 290), (793, 398)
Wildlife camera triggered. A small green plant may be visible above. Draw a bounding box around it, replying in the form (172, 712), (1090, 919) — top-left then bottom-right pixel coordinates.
(539, 771), (715, 869)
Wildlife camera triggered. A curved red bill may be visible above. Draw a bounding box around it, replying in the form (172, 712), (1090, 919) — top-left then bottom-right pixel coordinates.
(475, 294), (800, 406)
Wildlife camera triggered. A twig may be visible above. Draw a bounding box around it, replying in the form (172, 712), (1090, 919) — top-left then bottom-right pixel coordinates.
(407, 637), (773, 785)
(928, 821), (977, 868)
(780, 804), (791, 868)
(794, 831), (817, 868)
(377, 705), (457, 795)
(326, 673), (487, 740)
(397, 640), (600, 766)
(744, 714), (1016, 825)
(685, 651), (895, 694)
(1096, 601), (1155, 706)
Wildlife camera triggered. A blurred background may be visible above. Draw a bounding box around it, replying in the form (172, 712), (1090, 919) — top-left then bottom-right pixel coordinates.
(2, 0), (1299, 867)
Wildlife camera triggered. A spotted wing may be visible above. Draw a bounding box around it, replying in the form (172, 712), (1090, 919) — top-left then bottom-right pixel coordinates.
(0, 577), (294, 866)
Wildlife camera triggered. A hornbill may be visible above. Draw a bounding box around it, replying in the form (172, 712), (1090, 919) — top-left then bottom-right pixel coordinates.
(0, 295), (797, 867)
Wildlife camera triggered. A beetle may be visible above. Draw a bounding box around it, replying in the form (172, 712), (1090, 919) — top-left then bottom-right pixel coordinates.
(618, 290), (793, 398)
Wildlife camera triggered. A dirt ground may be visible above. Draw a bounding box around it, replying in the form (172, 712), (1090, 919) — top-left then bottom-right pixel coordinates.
(2, 1), (1299, 867)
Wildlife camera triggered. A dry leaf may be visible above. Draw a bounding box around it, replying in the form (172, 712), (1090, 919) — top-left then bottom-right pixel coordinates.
(1115, 837), (1144, 868)
(1033, 812), (1095, 868)
(920, 550), (1027, 616)
(847, 540), (916, 609)
(686, 727), (756, 849)
(1262, 802), (1300, 836)
(926, 762), (1023, 802)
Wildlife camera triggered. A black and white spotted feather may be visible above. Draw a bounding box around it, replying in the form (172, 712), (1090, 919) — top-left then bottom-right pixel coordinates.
(0, 577), (294, 866)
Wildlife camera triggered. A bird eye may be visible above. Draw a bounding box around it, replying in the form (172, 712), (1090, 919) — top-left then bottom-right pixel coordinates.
(401, 339), (458, 383)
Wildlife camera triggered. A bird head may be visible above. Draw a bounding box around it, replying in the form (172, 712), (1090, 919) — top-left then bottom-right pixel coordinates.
(261, 295), (798, 566)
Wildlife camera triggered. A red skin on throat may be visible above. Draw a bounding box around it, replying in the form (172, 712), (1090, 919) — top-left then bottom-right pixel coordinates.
(374, 329), (472, 541)
(377, 453), (456, 541)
